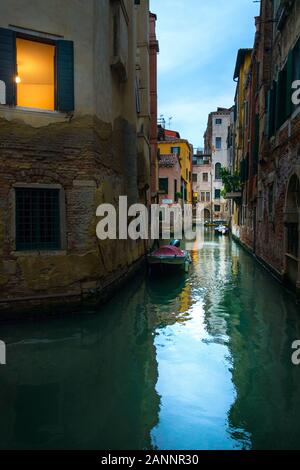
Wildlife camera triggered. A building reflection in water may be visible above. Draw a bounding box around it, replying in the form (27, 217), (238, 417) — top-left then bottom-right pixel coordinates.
(196, 230), (300, 449)
(224, 249), (300, 450)
(0, 279), (161, 450)
(1, 228), (300, 450)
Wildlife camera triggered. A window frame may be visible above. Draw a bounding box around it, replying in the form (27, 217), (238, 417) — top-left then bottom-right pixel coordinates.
(159, 178), (169, 195)
(215, 163), (222, 181)
(215, 137), (222, 150)
(215, 189), (221, 200)
(0, 28), (74, 113)
(171, 146), (181, 156)
(15, 33), (58, 111)
(12, 183), (66, 253)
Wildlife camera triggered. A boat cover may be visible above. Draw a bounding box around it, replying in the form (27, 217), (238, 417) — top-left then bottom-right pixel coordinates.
(152, 245), (186, 258)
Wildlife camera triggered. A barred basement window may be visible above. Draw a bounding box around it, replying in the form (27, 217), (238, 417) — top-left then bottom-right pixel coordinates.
(287, 224), (299, 258)
(15, 188), (60, 251)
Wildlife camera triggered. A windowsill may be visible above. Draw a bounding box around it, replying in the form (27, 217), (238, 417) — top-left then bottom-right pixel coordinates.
(0, 105), (64, 115)
(16, 106), (58, 114)
(11, 250), (67, 257)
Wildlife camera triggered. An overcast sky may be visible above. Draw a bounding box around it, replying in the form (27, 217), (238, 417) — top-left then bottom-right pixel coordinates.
(150, 0), (259, 149)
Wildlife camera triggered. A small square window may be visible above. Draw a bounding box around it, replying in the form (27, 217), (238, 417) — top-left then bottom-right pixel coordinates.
(214, 205), (221, 212)
(171, 146), (181, 156)
(215, 118), (222, 125)
(15, 188), (60, 251)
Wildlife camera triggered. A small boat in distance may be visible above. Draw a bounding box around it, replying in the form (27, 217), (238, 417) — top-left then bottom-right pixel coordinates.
(148, 242), (191, 273)
(215, 224), (229, 235)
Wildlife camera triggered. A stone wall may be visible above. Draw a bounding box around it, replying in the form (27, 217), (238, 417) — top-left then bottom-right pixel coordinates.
(0, 115), (146, 312)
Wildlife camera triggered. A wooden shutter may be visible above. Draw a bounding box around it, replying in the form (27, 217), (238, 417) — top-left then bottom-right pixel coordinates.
(253, 114), (259, 174)
(56, 40), (74, 112)
(0, 27), (16, 105)
(266, 89), (271, 137)
(286, 49), (293, 118)
(275, 72), (282, 130)
(270, 82), (276, 137)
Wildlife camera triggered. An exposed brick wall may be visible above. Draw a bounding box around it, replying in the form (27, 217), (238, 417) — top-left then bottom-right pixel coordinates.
(0, 116), (146, 309)
(237, 0), (300, 295)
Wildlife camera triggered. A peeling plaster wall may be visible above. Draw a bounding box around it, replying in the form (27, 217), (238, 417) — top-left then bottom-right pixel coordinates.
(0, 0), (151, 312)
(0, 116), (145, 309)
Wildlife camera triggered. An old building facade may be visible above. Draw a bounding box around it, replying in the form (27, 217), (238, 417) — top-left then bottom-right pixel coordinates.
(229, 0), (300, 297)
(158, 133), (193, 204)
(0, 0), (154, 313)
(204, 108), (231, 221)
(149, 12), (159, 203)
(157, 154), (181, 206)
(192, 152), (212, 222)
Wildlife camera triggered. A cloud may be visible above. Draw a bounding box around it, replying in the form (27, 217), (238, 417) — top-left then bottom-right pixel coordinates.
(159, 92), (234, 148)
(150, 0), (259, 147)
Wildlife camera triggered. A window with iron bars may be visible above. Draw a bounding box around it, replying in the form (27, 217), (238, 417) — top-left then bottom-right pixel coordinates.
(15, 188), (60, 251)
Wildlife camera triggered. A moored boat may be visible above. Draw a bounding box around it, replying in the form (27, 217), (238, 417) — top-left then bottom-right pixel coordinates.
(214, 224), (229, 235)
(148, 244), (191, 272)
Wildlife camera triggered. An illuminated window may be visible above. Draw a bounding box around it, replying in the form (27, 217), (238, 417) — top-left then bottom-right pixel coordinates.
(16, 38), (55, 111)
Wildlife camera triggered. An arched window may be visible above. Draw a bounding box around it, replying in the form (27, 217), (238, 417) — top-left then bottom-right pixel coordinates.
(215, 163), (221, 181)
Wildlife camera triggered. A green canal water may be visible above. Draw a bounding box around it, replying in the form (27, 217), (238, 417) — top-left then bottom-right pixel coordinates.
(0, 229), (300, 450)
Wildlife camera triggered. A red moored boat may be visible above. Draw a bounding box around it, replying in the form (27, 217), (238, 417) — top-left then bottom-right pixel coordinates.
(148, 244), (191, 272)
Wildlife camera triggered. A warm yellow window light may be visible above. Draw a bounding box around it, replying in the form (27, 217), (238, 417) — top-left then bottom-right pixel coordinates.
(16, 38), (55, 110)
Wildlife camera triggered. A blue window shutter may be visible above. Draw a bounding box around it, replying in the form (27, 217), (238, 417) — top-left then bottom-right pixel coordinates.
(56, 40), (74, 112)
(0, 27), (16, 105)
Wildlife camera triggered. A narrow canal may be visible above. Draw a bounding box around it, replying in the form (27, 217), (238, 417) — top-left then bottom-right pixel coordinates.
(0, 229), (300, 450)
